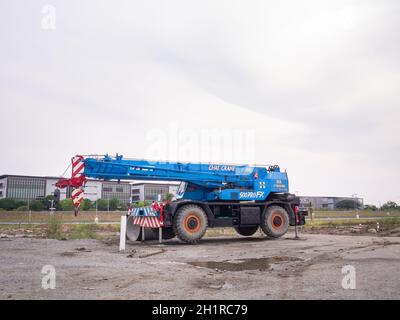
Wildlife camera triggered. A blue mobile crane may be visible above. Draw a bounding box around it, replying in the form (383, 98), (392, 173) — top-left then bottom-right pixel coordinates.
(56, 154), (306, 243)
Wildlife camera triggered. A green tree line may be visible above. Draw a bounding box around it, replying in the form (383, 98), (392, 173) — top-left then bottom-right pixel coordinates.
(0, 192), (174, 211)
(0, 197), (137, 211)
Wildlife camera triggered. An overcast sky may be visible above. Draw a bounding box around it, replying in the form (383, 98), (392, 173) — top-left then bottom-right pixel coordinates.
(1, 0), (399, 205)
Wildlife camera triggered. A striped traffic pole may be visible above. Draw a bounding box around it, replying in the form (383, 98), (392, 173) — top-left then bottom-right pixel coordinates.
(119, 215), (127, 251)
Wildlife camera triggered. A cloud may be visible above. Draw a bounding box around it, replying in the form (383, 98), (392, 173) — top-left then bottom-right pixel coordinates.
(0, 0), (399, 205)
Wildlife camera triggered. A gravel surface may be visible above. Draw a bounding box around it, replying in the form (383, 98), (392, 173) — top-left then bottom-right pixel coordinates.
(1, 233), (399, 300)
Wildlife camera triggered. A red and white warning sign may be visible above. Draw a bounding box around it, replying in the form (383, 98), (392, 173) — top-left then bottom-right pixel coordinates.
(72, 155), (85, 178)
(71, 188), (84, 208)
(132, 216), (162, 228)
(71, 155), (85, 209)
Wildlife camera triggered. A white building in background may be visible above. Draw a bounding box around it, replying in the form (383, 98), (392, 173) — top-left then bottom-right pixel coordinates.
(131, 182), (180, 202)
(45, 177), (67, 201)
(45, 178), (102, 202)
(169, 184), (179, 197)
(0, 174), (121, 203)
(83, 180), (102, 201)
(0, 175), (50, 201)
(0, 176), (7, 199)
(299, 196), (364, 210)
(101, 181), (131, 203)
(0, 174), (179, 204)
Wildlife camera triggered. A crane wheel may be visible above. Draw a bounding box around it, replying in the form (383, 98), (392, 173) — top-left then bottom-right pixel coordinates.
(173, 205), (208, 244)
(234, 226), (259, 236)
(260, 205), (289, 238)
(160, 227), (177, 240)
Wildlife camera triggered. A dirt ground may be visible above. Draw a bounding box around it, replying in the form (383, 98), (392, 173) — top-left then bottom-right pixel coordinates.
(1, 231), (399, 300)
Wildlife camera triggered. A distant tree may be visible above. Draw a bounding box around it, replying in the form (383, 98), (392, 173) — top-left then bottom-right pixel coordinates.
(133, 200), (152, 208)
(164, 193), (174, 202)
(94, 198), (122, 211)
(81, 199), (93, 211)
(335, 199), (361, 210)
(381, 201), (398, 210)
(109, 198), (119, 211)
(30, 200), (44, 211)
(364, 204), (378, 211)
(96, 199), (109, 211)
(0, 198), (14, 210)
(0, 198), (26, 211)
(39, 195), (56, 210)
(59, 199), (74, 211)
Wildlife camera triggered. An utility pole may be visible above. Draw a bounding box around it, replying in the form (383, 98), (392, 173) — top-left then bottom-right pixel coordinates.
(49, 199), (55, 215)
(28, 198), (31, 223)
(95, 199), (99, 224)
(352, 193), (358, 211)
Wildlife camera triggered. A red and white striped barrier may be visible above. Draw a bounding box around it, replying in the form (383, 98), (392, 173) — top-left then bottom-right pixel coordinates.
(133, 216), (162, 228)
(130, 205), (164, 229)
(71, 188), (84, 207)
(71, 155), (85, 210)
(72, 155), (85, 178)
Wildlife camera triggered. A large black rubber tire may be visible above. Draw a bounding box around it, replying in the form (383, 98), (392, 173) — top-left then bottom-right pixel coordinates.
(234, 226), (259, 236)
(260, 205), (289, 238)
(173, 205), (208, 244)
(160, 227), (176, 240)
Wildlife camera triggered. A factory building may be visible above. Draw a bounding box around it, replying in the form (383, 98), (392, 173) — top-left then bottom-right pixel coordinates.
(0, 175), (52, 202)
(102, 181), (131, 203)
(299, 196), (364, 210)
(131, 182), (180, 202)
(46, 177), (68, 201)
(0, 174), (179, 205)
(0, 175), (124, 203)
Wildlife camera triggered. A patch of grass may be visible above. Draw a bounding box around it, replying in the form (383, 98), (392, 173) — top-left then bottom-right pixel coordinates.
(0, 211), (125, 223)
(45, 215), (65, 239)
(304, 217), (400, 230)
(0, 224), (32, 230)
(0, 224), (41, 236)
(313, 210), (400, 218)
(67, 224), (98, 240)
(66, 224), (118, 240)
(45, 217), (116, 240)
(0, 222), (119, 240)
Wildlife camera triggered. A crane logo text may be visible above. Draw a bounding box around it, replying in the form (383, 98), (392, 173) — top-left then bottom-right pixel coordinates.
(239, 191), (264, 199)
(209, 165), (235, 172)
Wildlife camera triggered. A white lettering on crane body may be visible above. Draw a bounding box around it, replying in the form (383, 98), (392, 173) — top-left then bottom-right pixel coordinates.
(208, 164), (235, 172)
(239, 191), (265, 199)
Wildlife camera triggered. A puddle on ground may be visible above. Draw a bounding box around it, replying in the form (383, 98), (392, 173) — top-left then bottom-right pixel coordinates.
(188, 256), (302, 272)
(59, 252), (76, 257)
